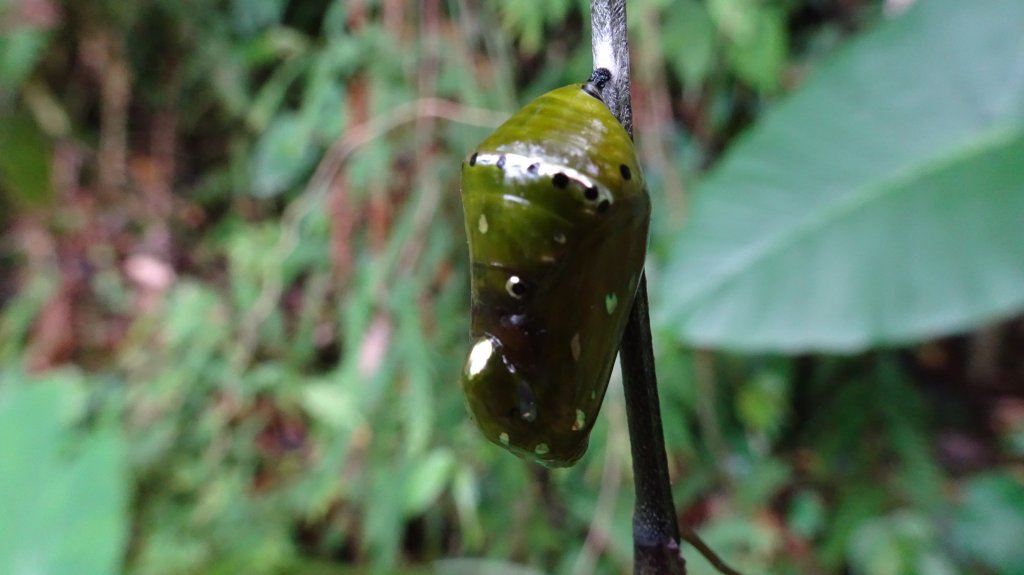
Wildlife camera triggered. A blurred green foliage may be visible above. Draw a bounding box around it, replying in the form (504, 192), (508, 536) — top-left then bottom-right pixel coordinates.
(660, 0), (1024, 351)
(0, 369), (128, 575)
(1, 1), (1022, 574)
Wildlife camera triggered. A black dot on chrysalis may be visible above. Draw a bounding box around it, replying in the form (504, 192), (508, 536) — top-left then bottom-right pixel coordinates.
(619, 164), (632, 180)
(497, 155), (506, 169)
(469, 153), (478, 166)
(528, 163), (540, 174)
(552, 173), (569, 188)
(582, 68), (612, 100)
(598, 200), (610, 213)
(584, 186), (599, 201)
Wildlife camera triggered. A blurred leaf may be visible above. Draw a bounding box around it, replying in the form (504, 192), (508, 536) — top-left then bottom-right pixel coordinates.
(0, 25), (51, 87)
(452, 465), (483, 549)
(364, 467), (404, 570)
(346, 138), (391, 198)
(0, 374), (127, 575)
(0, 110), (52, 205)
(787, 489), (825, 539)
(498, 1), (574, 55)
(230, 0), (287, 36)
(164, 281), (228, 352)
(433, 558), (548, 575)
(848, 511), (923, 575)
(736, 369), (788, 435)
(848, 510), (957, 575)
(686, 513), (781, 575)
(879, 374), (945, 509)
(706, 0), (758, 41)
(246, 56), (310, 130)
(249, 112), (318, 197)
(952, 472), (1024, 573)
(734, 457), (790, 511)
(663, 0), (716, 86)
(660, 0), (1024, 352)
(0, 270), (58, 360)
(708, 0), (788, 90)
(302, 59), (346, 141)
(917, 553), (959, 575)
(402, 449), (455, 515)
(726, 7), (786, 92)
(301, 381), (361, 430)
(821, 485), (888, 566)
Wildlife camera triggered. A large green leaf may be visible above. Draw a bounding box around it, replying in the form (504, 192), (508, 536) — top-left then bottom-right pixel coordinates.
(0, 371), (128, 575)
(658, 0), (1024, 352)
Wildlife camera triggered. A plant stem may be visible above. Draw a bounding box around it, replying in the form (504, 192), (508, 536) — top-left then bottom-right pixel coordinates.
(621, 276), (687, 574)
(590, 2), (686, 573)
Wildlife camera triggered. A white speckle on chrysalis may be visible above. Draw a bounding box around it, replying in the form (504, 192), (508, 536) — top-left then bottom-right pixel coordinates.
(535, 443), (550, 455)
(499, 432), (509, 445)
(572, 409), (586, 431)
(467, 337), (493, 377)
(554, 232), (566, 244)
(570, 333), (581, 361)
(605, 292), (618, 314)
(478, 214), (488, 234)
(506, 275), (526, 298)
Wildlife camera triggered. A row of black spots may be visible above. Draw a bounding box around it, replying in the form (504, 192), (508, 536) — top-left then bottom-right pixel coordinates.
(466, 151), (630, 184)
(548, 172), (611, 213)
(467, 150), (630, 180)
(464, 151), (623, 215)
(550, 167), (629, 188)
(467, 152), (514, 170)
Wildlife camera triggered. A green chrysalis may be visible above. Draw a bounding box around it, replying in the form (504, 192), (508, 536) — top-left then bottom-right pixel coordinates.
(459, 70), (650, 467)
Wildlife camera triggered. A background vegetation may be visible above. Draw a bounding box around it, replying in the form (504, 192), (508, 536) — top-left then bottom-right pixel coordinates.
(1, 0), (1022, 574)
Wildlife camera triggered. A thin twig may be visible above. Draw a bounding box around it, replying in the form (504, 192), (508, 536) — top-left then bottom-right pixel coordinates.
(681, 528), (744, 575)
(619, 275), (686, 575)
(590, 2), (685, 574)
(590, 0), (632, 135)
(591, 3), (745, 575)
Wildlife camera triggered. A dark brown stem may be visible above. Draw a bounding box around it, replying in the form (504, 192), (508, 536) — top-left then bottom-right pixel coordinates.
(590, 2), (685, 573)
(590, 3), (745, 574)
